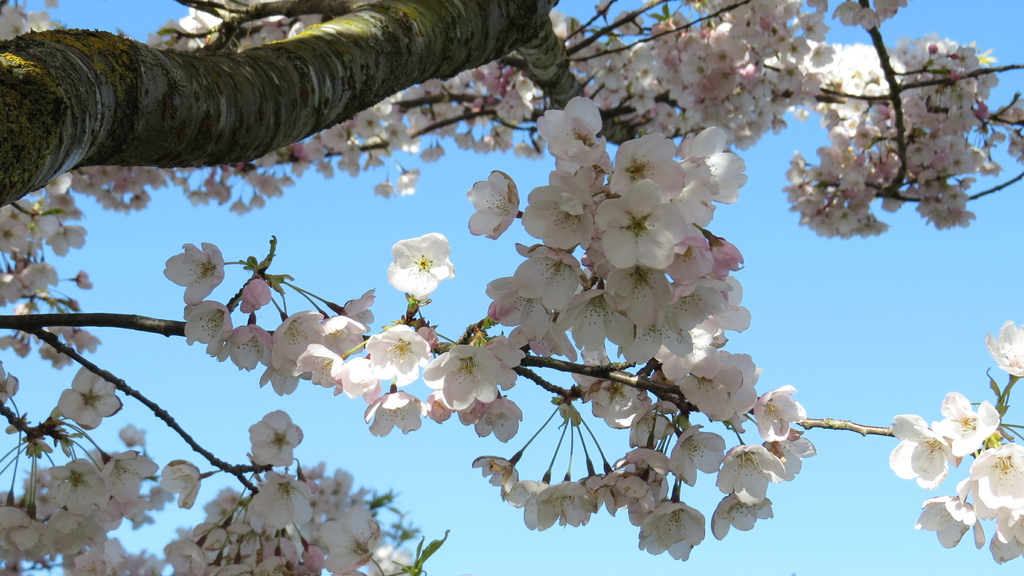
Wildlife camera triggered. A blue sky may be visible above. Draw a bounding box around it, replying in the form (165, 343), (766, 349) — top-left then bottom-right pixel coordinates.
(8, 0), (1024, 574)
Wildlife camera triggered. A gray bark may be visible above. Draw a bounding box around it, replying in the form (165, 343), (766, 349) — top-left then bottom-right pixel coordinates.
(0, 0), (557, 205)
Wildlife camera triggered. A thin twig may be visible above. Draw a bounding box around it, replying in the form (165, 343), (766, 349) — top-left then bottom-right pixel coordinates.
(798, 418), (893, 437)
(29, 330), (267, 493)
(969, 169), (1024, 200)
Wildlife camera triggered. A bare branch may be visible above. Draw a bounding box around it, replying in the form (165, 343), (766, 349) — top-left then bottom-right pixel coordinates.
(799, 417), (893, 437)
(0, 313), (185, 337)
(969, 169), (1024, 201)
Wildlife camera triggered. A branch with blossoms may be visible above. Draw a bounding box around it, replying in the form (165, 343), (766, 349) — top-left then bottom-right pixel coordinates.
(30, 329), (269, 493)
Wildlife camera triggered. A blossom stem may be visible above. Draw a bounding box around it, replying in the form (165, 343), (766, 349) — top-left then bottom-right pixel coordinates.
(510, 406), (561, 463)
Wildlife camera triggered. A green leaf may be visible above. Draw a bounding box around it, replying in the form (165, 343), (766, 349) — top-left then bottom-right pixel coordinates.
(405, 531), (449, 575)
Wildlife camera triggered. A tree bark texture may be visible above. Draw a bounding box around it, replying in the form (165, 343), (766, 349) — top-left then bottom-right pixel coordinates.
(0, 0), (557, 205)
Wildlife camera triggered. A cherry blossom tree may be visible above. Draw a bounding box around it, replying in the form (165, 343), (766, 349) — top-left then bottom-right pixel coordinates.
(0, 0), (1023, 574)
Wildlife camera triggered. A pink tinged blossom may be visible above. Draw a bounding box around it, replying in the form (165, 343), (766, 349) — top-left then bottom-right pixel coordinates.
(51, 459), (109, 515)
(512, 244), (583, 310)
(296, 343), (346, 388)
(889, 414), (957, 489)
(505, 480), (548, 531)
(260, 363), (301, 396)
(365, 325), (431, 386)
(595, 180), (688, 270)
(916, 496), (982, 549)
(321, 314), (368, 356)
(0, 506), (43, 551)
(249, 410), (303, 467)
(101, 451), (158, 504)
(364, 391), (425, 436)
(320, 506), (381, 573)
(968, 444), (1024, 513)
(183, 301), (233, 356)
(72, 538), (128, 576)
(610, 133), (686, 196)
(271, 310), (325, 371)
(536, 96), (607, 166)
(679, 127), (748, 204)
(669, 425), (726, 487)
(986, 320), (1024, 377)
(638, 501), (706, 561)
(161, 460), (201, 509)
(711, 494), (773, 540)
(163, 242), (225, 305)
(424, 390), (453, 423)
(57, 367), (122, 430)
(43, 510), (104, 556)
(473, 456), (519, 494)
(587, 379), (651, 429)
(468, 170), (520, 239)
(249, 471), (313, 532)
(716, 445), (785, 504)
(336, 357), (382, 401)
(474, 396), (523, 442)
(341, 288), (375, 326)
(423, 345), (516, 410)
(765, 431), (817, 481)
(164, 539), (208, 576)
(932, 392), (1000, 457)
(521, 169), (596, 250)
(118, 424), (146, 448)
(239, 278), (272, 313)
(46, 224), (86, 256)
(535, 482), (598, 530)
(0, 367), (17, 403)
(753, 385), (807, 442)
(72, 271), (92, 289)
(221, 325), (273, 371)
(708, 235), (744, 279)
(387, 233), (455, 299)
(556, 289), (635, 351)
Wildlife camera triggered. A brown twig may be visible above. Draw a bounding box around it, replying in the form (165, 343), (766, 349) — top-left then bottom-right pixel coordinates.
(0, 313), (185, 337)
(29, 330), (269, 493)
(798, 417), (893, 437)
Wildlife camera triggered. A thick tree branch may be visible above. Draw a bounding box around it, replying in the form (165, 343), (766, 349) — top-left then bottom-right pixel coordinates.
(30, 329), (269, 492)
(0, 0), (556, 205)
(517, 17), (580, 108)
(0, 313), (185, 337)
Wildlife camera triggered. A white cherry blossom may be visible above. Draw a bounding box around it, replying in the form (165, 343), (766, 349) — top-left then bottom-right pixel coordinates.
(987, 321), (1024, 377)
(889, 414), (957, 489)
(249, 410), (304, 467)
(57, 368), (121, 430)
(468, 170), (520, 239)
(163, 242), (225, 305)
(387, 233), (456, 298)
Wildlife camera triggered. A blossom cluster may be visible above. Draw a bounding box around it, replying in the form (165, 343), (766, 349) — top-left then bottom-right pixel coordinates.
(786, 36), (1021, 237)
(19, 0), (1016, 243)
(151, 94), (816, 562)
(0, 367), (401, 576)
(462, 96), (814, 558)
(888, 321), (1024, 563)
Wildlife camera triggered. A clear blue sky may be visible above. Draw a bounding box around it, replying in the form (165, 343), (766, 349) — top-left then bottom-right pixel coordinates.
(8, 0), (1024, 574)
